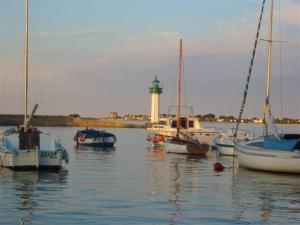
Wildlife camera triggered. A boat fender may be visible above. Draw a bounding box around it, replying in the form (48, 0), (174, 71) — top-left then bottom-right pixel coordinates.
(153, 135), (164, 143)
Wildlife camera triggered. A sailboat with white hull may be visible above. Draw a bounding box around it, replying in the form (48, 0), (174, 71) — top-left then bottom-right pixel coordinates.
(236, 0), (300, 173)
(0, 0), (68, 171)
(164, 39), (209, 155)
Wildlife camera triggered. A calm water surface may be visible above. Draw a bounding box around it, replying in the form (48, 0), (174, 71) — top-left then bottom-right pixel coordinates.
(0, 124), (300, 225)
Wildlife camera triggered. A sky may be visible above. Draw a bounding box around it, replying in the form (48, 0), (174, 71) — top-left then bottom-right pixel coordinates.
(0, 0), (299, 119)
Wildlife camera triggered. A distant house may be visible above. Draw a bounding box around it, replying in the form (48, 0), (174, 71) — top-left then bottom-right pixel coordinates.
(252, 118), (263, 124)
(109, 112), (118, 119)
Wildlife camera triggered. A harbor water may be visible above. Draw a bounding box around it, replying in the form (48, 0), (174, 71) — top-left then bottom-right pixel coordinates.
(0, 124), (300, 225)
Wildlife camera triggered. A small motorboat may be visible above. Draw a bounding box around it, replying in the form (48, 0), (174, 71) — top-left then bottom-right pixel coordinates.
(73, 128), (116, 147)
(213, 129), (253, 156)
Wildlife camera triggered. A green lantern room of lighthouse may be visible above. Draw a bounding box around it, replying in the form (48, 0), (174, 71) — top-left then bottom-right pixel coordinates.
(149, 76), (163, 94)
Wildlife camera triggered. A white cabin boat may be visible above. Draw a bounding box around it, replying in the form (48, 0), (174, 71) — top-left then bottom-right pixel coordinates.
(147, 116), (218, 146)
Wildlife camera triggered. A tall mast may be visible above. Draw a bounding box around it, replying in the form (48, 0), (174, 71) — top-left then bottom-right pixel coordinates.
(263, 0), (273, 135)
(24, 0), (29, 122)
(176, 39), (183, 135)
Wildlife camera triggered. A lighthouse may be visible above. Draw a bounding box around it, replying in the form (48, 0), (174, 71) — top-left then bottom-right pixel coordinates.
(149, 76), (163, 123)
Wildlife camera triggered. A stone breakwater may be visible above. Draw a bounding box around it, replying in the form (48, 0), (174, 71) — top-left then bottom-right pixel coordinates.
(0, 114), (145, 128)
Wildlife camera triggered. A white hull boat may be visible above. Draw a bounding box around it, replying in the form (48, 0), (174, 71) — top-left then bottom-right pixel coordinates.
(165, 137), (209, 155)
(0, 149), (38, 170)
(236, 137), (300, 173)
(0, 129), (38, 170)
(39, 133), (68, 170)
(214, 129), (252, 156)
(215, 143), (235, 156)
(165, 140), (187, 154)
(0, 128), (68, 171)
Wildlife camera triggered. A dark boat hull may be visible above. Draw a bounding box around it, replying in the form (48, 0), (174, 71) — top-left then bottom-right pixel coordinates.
(77, 142), (115, 147)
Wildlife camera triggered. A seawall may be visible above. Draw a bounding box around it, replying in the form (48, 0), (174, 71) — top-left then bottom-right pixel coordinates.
(0, 114), (146, 128)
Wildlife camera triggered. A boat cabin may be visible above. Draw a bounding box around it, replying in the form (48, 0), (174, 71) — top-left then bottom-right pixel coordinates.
(155, 116), (201, 130)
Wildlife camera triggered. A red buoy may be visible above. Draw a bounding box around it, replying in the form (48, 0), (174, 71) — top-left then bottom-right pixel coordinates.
(213, 162), (224, 172)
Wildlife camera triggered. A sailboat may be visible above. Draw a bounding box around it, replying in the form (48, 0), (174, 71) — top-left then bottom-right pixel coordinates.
(236, 0), (300, 173)
(164, 39), (209, 155)
(0, 0), (68, 171)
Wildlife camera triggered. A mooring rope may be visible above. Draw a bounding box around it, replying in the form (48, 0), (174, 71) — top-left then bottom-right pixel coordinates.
(234, 0), (266, 138)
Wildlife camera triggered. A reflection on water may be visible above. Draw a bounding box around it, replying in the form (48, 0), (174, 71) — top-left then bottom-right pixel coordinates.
(232, 168), (300, 224)
(73, 145), (116, 168)
(0, 168), (68, 225)
(75, 145), (116, 152)
(147, 146), (300, 224)
(147, 146), (211, 224)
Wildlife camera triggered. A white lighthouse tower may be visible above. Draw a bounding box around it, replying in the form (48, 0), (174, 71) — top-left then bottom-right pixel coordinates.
(149, 76), (163, 123)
